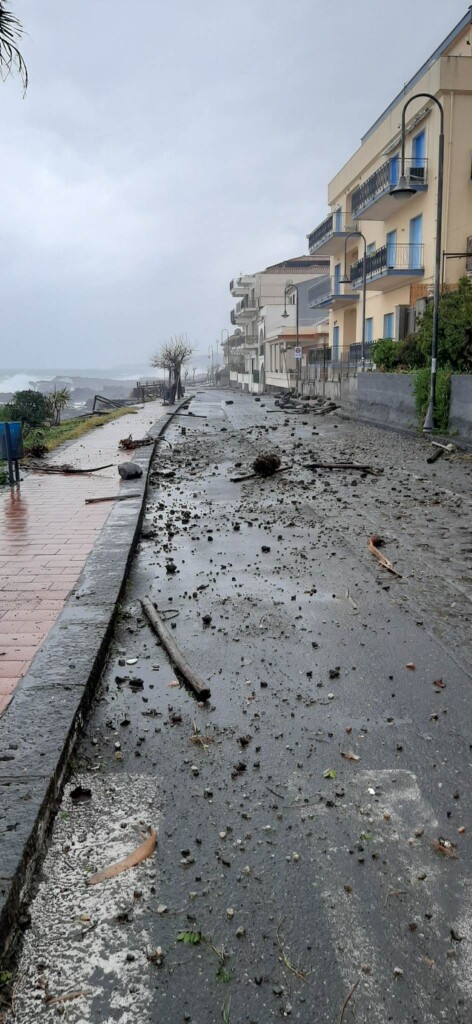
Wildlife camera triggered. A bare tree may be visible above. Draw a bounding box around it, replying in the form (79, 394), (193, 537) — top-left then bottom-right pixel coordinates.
(0, 2), (27, 91)
(151, 335), (194, 405)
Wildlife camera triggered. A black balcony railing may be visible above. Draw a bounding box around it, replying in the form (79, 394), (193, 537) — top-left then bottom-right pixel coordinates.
(351, 157), (428, 217)
(308, 213), (333, 252)
(307, 212), (356, 253)
(350, 242), (424, 285)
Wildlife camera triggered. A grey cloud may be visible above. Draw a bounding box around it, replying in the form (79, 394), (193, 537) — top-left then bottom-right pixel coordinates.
(0, 0), (467, 368)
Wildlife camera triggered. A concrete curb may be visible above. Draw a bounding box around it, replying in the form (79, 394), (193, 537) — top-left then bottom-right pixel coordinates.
(0, 396), (191, 962)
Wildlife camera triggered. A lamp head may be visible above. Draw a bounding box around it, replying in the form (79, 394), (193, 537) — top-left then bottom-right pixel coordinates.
(281, 311), (289, 319)
(339, 272), (351, 285)
(389, 173), (417, 198)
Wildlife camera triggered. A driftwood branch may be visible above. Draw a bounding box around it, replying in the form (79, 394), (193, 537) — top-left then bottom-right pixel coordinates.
(338, 979), (360, 1024)
(30, 462), (114, 474)
(230, 465), (292, 483)
(368, 534), (402, 578)
(85, 493), (140, 505)
(307, 462), (382, 477)
(141, 598), (211, 701)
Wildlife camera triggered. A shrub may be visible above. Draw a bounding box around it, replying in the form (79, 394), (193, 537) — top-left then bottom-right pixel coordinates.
(371, 338), (399, 371)
(413, 367), (451, 433)
(395, 334), (427, 369)
(5, 389), (51, 427)
(416, 277), (472, 371)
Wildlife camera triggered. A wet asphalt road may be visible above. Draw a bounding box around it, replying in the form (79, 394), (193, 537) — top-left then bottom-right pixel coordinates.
(5, 389), (472, 1024)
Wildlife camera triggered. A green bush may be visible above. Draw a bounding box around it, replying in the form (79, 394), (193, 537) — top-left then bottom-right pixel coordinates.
(413, 367), (451, 433)
(4, 389), (51, 427)
(371, 338), (399, 371)
(416, 277), (472, 371)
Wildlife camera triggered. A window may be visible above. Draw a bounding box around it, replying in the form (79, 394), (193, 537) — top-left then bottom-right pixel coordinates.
(365, 318), (374, 343)
(334, 263), (341, 292)
(333, 325), (340, 362)
(390, 154), (399, 187)
(412, 129), (426, 170)
(335, 208), (342, 231)
(409, 215), (423, 269)
(383, 312), (394, 339)
(367, 242), (376, 256)
(386, 230), (397, 268)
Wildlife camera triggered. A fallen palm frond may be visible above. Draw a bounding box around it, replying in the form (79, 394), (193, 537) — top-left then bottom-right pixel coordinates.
(86, 827), (157, 886)
(368, 534), (402, 578)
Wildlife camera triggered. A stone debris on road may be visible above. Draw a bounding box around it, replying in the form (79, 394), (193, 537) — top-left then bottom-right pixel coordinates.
(2, 389), (472, 1024)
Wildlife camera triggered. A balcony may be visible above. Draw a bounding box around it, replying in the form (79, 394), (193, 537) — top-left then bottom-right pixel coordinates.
(230, 296), (258, 324)
(351, 157), (428, 221)
(229, 274), (256, 297)
(229, 278), (245, 296)
(307, 212), (357, 256)
(308, 275), (359, 310)
(350, 243), (424, 292)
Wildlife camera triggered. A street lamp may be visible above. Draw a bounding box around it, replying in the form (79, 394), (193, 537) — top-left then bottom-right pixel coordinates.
(389, 93), (444, 433)
(208, 345), (214, 385)
(340, 231), (367, 372)
(281, 280), (300, 389)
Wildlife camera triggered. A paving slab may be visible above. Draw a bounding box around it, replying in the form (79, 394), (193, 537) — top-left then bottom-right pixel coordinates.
(0, 402), (163, 713)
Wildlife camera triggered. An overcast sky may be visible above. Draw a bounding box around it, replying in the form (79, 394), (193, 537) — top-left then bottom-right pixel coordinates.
(1, 0), (468, 370)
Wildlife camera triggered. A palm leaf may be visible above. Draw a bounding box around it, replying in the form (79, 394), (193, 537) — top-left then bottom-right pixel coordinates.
(0, 2), (27, 91)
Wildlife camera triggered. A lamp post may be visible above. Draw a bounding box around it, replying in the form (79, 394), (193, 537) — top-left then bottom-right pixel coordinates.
(340, 232), (367, 372)
(389, 93), (444, 433)
(281, 280), (299, 390)
(208, 345), (214, 385)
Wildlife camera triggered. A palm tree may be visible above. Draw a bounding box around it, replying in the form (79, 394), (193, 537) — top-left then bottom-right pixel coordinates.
(0, 2), (27, 91)
(48, 387), (70, 426)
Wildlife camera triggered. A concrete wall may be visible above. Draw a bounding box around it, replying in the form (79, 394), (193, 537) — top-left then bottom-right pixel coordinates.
(450, 375), (472, 441)
(354, 373), (416, 429)
(334, 372), (472, 444)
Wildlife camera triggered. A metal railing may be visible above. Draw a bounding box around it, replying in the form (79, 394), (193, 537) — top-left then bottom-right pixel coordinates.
(308, 276), (334, 306)
(299, 349), (375, 383)
(351, 157), (428, 217)
(350, 243), (424, 285)
(308, 211), (356, 252)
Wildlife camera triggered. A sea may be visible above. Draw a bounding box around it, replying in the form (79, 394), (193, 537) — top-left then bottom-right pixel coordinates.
(0, 367), (163, 394)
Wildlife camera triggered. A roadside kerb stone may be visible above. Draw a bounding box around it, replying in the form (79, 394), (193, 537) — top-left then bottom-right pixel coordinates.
(0, 394), (192, 962)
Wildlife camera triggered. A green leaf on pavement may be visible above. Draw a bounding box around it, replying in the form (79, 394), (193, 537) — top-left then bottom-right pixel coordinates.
(323, 768), (337, 779)
(177, 930), (201, 945)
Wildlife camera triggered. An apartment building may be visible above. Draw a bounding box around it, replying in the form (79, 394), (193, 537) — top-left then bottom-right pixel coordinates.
(228, 256), (328, 393)
(307, 8), (472, 363)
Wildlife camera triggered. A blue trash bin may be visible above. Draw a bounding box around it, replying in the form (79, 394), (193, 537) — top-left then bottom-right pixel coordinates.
(0, 422), (24, 460)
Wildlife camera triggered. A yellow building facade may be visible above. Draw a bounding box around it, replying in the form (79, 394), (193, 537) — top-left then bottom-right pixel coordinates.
(307, 9), (472, 361)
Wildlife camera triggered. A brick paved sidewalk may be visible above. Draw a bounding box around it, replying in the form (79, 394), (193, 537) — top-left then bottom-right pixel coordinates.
(0, 401), (163, 715)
